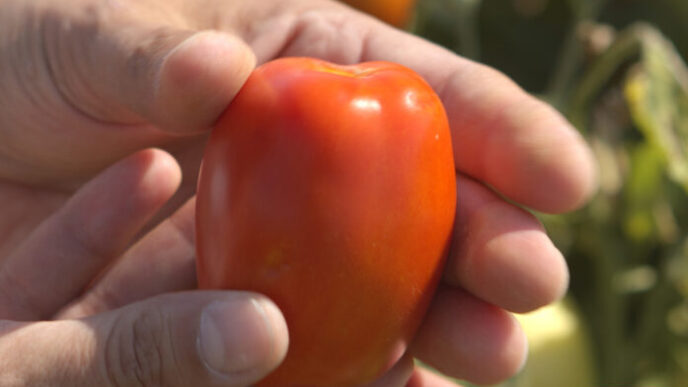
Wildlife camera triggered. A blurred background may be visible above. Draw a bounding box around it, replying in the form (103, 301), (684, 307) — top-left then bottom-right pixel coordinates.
(344, 0), (688, 386)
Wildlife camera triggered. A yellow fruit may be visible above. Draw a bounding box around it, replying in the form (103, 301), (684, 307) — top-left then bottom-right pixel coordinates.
(512, 300), (596, 387)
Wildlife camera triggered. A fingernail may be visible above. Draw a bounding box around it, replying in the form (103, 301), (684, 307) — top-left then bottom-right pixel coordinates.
(198, 297), (281, 376)
(153, 32), (204, 97)
(155, 31), (252, 95)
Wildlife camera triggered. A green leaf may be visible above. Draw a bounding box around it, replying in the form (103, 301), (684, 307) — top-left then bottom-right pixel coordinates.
(624, 27), (688, 192)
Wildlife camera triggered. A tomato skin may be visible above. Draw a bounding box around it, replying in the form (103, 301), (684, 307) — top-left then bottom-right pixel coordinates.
(195, 57), (456, 387)
(342, 0), (417, 27)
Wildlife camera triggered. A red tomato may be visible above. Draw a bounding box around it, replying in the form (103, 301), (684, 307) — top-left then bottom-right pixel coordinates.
(341, 0), (417, 27)
(196, 57), (456, 387)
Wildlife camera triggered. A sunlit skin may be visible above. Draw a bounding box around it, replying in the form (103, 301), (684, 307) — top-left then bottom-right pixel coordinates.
(196, 58), (457, 386)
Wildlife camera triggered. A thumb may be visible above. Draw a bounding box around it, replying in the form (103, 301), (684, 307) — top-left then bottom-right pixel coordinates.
(46, 6), (256, 133)
(150, 30), (257, 133)
(0, 292), (288, 387)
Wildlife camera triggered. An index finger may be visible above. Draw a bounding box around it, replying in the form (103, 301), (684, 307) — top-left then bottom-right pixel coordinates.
(361, 25), (597, 213)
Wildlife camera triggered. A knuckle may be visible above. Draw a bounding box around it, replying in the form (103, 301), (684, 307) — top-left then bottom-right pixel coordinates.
(105, 309), (177, 387)
(285, 9), (369, 62)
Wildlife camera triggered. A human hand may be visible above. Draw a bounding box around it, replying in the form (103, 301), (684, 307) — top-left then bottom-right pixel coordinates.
(0, 149), (290, 386)
(0, 0), (597, 385)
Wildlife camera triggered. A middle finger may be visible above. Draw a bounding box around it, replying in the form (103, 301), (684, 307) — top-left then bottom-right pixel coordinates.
(446, 174), (569, 313)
